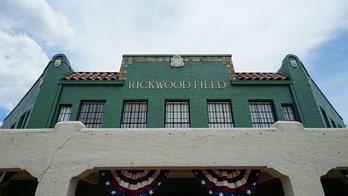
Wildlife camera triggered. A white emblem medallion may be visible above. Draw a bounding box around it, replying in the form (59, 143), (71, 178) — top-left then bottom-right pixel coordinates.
(54, 59), (62, 67)
(290, 60), (298, 68)
(170, 55), (184, 68)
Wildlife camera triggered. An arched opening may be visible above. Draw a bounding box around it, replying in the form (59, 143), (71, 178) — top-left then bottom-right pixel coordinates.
(73, 168), (288, 196)
(321, 168), (348, 195)
(0, 169), (38, 196)
(251, 172), (285, 196)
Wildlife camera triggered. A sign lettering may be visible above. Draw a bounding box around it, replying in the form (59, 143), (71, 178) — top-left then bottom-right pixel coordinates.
(128, 80), (226, 89)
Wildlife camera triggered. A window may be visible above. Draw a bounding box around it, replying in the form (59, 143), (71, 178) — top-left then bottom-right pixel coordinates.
(121, 102), (148, 128)
(282, 105), (296, 121)
(17, 113), (26, 128)
(57, 105), (72, 122)
(78, 101), (105, 128)
(249, 101), (275, 128)
(17, 110), (30, 128)
(207, 101), (234, 128)
(320, 107), (331, 128)
(330, 119), (337, 128)
(165, 101), (190, 128)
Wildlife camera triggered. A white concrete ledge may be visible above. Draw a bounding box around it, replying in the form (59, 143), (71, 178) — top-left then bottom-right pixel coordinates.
(1, 121), (347, 196)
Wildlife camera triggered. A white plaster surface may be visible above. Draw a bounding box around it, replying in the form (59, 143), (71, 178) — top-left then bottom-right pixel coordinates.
(0, 121), (347, 196)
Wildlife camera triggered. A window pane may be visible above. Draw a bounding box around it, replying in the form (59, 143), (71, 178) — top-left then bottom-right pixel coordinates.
(165, 101), (190, 128)
(249, 101), (275, 128)
(282, 105), (296, 121)
(121, 102), (148, 128)
(57, 105), (72, 122)
(207, 101), (234, 128)
(79, 101), (105, 128)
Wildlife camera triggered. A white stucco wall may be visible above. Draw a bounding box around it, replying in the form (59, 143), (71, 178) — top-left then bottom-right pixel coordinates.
(0, 121), (347, 196)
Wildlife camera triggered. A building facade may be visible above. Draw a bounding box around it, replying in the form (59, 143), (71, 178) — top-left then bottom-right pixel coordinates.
(1, 54), (345, 129)
(0, 54), (347, 196)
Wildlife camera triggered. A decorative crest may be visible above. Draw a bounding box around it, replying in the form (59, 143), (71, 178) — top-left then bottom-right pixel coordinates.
(290, 60), (298, 68)
(170, 55), (184, 68)
(54, 59), (62, 67)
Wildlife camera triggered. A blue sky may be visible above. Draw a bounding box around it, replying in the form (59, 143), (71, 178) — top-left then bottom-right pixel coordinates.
(1, 0), (348, 126)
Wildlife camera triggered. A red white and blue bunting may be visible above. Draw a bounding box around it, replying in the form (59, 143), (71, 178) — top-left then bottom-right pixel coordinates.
(192, 169), (260, 196)
(99, 170), (169, 196)
(0, 172), (16, 186)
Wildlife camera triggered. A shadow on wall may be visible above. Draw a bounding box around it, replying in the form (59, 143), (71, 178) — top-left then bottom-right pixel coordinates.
(0, 170), (37, 196)
(321, 168), (348, 196)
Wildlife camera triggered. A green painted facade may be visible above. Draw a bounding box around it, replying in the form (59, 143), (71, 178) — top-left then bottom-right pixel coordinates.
(2, 54), (345, 129)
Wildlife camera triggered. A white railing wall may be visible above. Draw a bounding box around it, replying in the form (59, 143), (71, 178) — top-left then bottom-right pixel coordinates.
(0, 121), (347, 196)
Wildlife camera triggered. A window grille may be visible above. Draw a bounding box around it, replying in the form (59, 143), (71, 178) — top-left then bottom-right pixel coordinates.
(207, 101), (234, 128)
(57, 105), (72, 122)
(282, 105), (296, 121)
(78, 101), (105, 128)
(121, 102), (148, 128)
(165, 101), (190, 128)
(249, 101), (275, 128)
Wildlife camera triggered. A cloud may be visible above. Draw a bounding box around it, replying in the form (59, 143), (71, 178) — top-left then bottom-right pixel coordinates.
(49, 0), (348, 73)
(1, 0), (348, 123)
(0, 0), (75, 48)
(49, 0), (186, 71)
(0, 30), (49, 112)
(0, 0), (76, 120)
(154, 0), (348, 71)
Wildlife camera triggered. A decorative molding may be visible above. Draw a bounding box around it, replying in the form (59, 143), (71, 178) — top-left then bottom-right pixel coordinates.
(118, 55), (235, 80)
(121, 56), (232, 64)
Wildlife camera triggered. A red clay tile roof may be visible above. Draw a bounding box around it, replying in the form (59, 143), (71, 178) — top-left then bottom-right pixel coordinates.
(234, 72), (289, 81)
(62, 72), (287, 81)
(63, 72), (119, 81)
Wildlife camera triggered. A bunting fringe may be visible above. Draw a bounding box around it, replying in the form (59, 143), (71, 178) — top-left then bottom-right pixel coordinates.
(193, 169), (260, 196)
(100, 169), (260, 196)
(100, 170), (169, 196)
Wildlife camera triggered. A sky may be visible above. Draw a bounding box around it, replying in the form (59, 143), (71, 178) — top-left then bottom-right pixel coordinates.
(1, 0), (348, 126)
